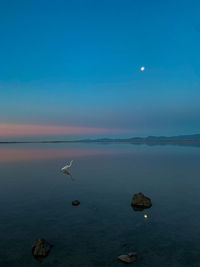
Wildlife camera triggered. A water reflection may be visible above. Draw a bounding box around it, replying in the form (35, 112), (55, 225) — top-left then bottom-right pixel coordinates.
(1, 143), (200, 266)
(0, 146), (120, 163)
(131, 205), (152, 211)
(61, 170), (75, 181)
(32, 255), (45, 263)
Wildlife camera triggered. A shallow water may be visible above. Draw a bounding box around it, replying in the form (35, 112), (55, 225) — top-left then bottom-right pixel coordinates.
(0, 143), (200, 267)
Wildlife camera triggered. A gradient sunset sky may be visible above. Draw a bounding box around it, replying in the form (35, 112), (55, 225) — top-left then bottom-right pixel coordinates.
(1, 0), (200, 140)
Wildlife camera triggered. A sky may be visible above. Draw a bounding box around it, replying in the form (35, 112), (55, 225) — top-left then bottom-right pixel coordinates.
(0, 0), (200, 140)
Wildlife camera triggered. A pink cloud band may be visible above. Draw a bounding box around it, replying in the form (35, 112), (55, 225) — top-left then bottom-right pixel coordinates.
(0, 123), (121, 137)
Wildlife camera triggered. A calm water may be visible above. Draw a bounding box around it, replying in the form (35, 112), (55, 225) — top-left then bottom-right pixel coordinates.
(1, 143), (200, 267)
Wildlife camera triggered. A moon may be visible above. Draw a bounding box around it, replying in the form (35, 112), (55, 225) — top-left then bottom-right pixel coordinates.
(140, 66), (145, 71)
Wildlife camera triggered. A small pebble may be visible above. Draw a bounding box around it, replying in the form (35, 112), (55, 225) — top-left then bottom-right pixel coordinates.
(72, 200), (80, 206)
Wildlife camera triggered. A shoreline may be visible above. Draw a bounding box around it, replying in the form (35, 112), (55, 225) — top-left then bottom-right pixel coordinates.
(1, 140), (200, 144)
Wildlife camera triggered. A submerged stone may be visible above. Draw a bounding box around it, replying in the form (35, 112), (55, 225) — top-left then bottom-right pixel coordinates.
(32, 238), (52, 258)
(118, 252), (137, 263)
(131, 192), (152, 211)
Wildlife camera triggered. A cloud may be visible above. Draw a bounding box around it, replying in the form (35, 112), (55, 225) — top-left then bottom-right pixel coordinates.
(0, 123), (124, 137)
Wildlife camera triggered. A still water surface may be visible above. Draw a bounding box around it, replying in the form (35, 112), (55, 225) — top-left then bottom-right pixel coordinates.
(0, 143), (200, 267)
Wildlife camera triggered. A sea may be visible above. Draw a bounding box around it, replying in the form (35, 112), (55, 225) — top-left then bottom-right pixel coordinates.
(0, 142), (200, 266)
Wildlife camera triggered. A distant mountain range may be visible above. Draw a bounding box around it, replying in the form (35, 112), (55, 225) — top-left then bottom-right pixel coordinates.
(81, 134), (200, 142)
(1, 134), (200, 144)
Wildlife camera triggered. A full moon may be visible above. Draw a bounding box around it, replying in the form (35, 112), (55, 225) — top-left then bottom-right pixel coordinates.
(140, 66), (145, 71)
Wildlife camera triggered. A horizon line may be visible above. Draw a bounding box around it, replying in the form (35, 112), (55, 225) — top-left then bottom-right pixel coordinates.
(1, 139), (200, 144)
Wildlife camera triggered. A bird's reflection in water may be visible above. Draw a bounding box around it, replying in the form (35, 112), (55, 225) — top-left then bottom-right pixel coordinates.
(62, 170), (75, 181)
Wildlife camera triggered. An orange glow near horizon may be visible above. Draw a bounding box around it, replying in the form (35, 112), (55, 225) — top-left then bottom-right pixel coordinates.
(0, 123), (122, 137)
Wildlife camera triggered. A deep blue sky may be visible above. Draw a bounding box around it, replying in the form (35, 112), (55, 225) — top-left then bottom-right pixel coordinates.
(1, 0), (200, 138)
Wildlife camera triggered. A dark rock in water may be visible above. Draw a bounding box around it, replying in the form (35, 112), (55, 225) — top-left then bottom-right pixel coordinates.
(131, 192), (152, 211)
(118, 252), (137, 263)
(121, 243), (127, 247)
(32, 238), (52, 259)
(72, 200), (80, 206)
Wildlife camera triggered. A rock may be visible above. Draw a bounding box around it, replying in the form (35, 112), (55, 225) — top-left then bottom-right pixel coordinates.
(72, 200), (80, 206)
(118, 252), (137, 263)
(32, 238), (52, 258)
(131, 192), (152, 211)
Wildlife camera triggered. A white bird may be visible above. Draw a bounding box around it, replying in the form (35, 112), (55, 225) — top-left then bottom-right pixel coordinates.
(61, 160), (74, 172)
(140, 66), (145, 71)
